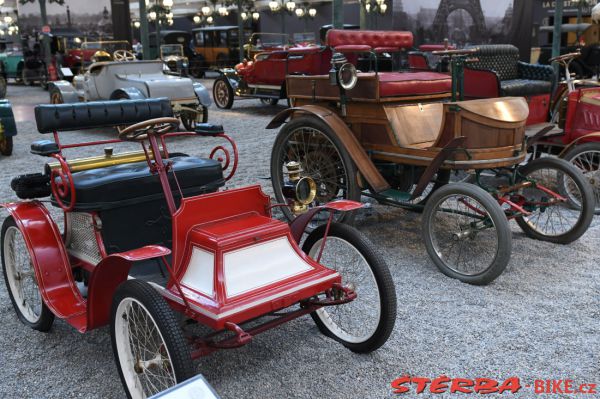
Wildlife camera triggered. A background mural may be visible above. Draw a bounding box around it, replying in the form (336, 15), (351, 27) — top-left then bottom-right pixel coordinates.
(393, 0), (515, 46)
(17, 0), (113, 39)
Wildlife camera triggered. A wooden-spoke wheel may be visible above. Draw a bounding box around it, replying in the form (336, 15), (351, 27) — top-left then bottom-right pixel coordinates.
(212, 77), (233, 109)
(271, 116), (360, 225)
(0, 135), (13, 155)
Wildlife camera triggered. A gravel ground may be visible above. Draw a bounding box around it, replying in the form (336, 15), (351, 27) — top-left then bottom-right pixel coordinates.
(0, 84), (598, 399)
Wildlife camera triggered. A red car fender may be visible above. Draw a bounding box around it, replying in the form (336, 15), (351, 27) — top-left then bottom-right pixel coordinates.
(86, 245), (171, 330)
(289, 200), (363, 243)
(559, 131), (600, 158)
(1, 201), (86, 326)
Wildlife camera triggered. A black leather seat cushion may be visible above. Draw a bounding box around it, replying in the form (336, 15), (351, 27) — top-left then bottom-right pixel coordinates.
(35, 98), (173, 133)
(55, 156), (224, 209)
(500, 79), (552, 97)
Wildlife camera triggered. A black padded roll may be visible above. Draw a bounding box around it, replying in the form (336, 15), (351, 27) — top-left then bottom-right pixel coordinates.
(35, 98), (173, 133)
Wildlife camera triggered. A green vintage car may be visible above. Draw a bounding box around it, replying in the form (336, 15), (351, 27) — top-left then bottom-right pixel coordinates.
(0, 41), (47, 88)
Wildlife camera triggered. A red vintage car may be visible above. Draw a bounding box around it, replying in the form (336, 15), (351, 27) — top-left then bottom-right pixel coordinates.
(213, 40), (335, 108)
(1, 98), (396, 397)
(463, 46), (600, 213)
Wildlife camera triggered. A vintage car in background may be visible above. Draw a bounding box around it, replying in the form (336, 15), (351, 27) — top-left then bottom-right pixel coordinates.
(148, 30), (200, 74)
(268, 30), (595, 285)
(160, 44), (189, 76)
(0, 99), (17, 155)
(537, 23), (600, 79)
(245, 33), (292, 59)
(464, 45), (600, 213)
(48, 27), (85, 75)
(213, 40), (329, 108)
(0, 40), (47, 87)
(48, 54), (211, 129)
(63, 40), (131, 75)
(192, 26), (252, 76)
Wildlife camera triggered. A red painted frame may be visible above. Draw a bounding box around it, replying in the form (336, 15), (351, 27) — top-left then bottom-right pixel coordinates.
(1, 123), (360, 351)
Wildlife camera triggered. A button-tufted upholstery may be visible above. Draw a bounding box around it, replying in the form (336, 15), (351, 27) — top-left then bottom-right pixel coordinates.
(326, 29), (413, 52)
(464, 45), (555, 98)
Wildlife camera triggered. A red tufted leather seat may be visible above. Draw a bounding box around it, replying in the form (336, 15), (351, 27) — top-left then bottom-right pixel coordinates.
(326, 29), (413, 51)
(378, 72), (452, 97)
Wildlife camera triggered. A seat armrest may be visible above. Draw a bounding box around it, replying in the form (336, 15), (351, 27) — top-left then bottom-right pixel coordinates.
(463, 67), (501, 98)
(31, 140), (60, 156)
(517, 61), (555, 82)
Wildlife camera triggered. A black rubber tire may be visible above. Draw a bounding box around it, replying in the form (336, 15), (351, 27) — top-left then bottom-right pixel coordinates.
(0, 76), (7, 99)
(422, 183), (512, 285)
(260, 98), (278, 106)
(10, 173), (51, 199)
(212, 77), (234, 109)
(110, 280), (195, 399)
(515, 157), (595, 244)
(15, 65), (23, 84)
(180, 106), (209, 131)
(303, 223), (396, 353)
(1, 217), (55, 332)
(270, 115), (361, 224)
(0, 136), (12, 156)
(561, 142), (600, 215)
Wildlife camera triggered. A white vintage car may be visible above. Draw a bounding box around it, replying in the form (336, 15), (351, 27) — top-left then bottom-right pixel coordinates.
(48, 52), (211, 129)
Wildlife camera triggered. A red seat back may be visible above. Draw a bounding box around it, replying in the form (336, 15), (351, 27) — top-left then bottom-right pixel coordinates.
(326, 29), (413, 52)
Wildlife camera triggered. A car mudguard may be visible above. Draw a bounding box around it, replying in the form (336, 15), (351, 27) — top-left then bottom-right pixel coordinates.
(1, 201), (87, 330)
(219, 68), (240, 91)
(86, 245), (171, 330)
(266, 105), (390, 193)
(110, 86), (146, 100)
(0, 99), (17, 137)
(559, 131), (600, 157)
(48, 80), (79, 103)
(193, 82), (212, 107)
(289, 200), (364, 243)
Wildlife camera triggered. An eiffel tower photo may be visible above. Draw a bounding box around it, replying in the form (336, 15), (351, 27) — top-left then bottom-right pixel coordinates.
(432, 0), (487, 42)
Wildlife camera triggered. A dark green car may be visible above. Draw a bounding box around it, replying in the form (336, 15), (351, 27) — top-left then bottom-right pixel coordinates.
(0, 41), (47, 89)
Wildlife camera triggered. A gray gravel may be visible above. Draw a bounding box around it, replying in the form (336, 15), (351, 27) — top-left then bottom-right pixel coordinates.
(0, 84), (598, 399)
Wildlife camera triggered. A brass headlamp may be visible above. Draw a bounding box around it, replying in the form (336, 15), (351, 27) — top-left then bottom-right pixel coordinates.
(283, 161), (317, 214)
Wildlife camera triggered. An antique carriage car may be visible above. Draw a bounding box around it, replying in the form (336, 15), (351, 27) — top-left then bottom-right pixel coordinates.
(268, 30), (595, 285)
(1, 98), (396, 398)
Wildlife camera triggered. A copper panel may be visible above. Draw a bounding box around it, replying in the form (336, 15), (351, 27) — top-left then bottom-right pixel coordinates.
(452, 97), (529, 123)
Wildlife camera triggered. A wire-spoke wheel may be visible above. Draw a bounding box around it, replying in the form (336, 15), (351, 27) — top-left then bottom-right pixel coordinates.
(1, 217), (54, 331)
(303, 223), (396, 353)
(111, 280), (194, 399)
(271, 116), (360, 225)
(422, 183), (512, 285)
(515, 157), (595, 244)
(562, 142), (600, 215)
(212, 77), (233, 109)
